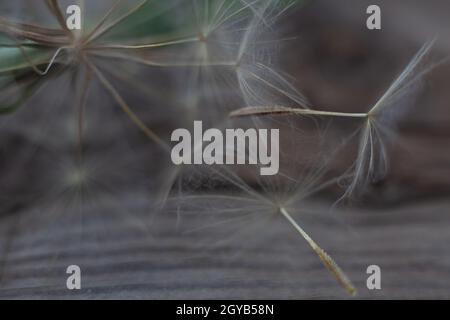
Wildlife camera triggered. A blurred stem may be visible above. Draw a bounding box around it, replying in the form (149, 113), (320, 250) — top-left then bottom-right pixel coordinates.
(0, 19), (67, 45)
(82, 0), (123, 45)
(90, 36), (199, 49)
(84, 57), (170, 152)
(88, 50), (236, 68)
(76, 67), (92, 164)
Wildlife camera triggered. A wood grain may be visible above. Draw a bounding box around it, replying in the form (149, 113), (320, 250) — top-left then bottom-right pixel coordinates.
(0, 193), (449, 299)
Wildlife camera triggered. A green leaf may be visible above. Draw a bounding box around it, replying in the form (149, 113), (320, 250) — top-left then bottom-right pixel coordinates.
(96, 0), (259, 42)
(0, 41), (54, 74)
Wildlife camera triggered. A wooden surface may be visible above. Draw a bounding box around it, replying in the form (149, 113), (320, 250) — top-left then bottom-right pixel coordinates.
(0, 192), (449, 299)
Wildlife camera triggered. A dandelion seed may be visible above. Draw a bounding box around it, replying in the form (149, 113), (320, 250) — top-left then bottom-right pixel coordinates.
(279, 207), (355, 296)
(230, 39), (439, 199)
(167, 117), (357, 295)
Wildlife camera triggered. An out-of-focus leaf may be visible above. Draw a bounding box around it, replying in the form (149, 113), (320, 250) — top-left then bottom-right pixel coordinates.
(0, 47), (54, 73)
(97, 0), (259, 42)
(96, 1), (186, 42)
(0, 35), (54, 73)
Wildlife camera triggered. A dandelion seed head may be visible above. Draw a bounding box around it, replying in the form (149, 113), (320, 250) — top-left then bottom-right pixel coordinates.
(340, 39), (437, 200)
(164, 114), (356, 294)
(63, 164), (89, 188)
